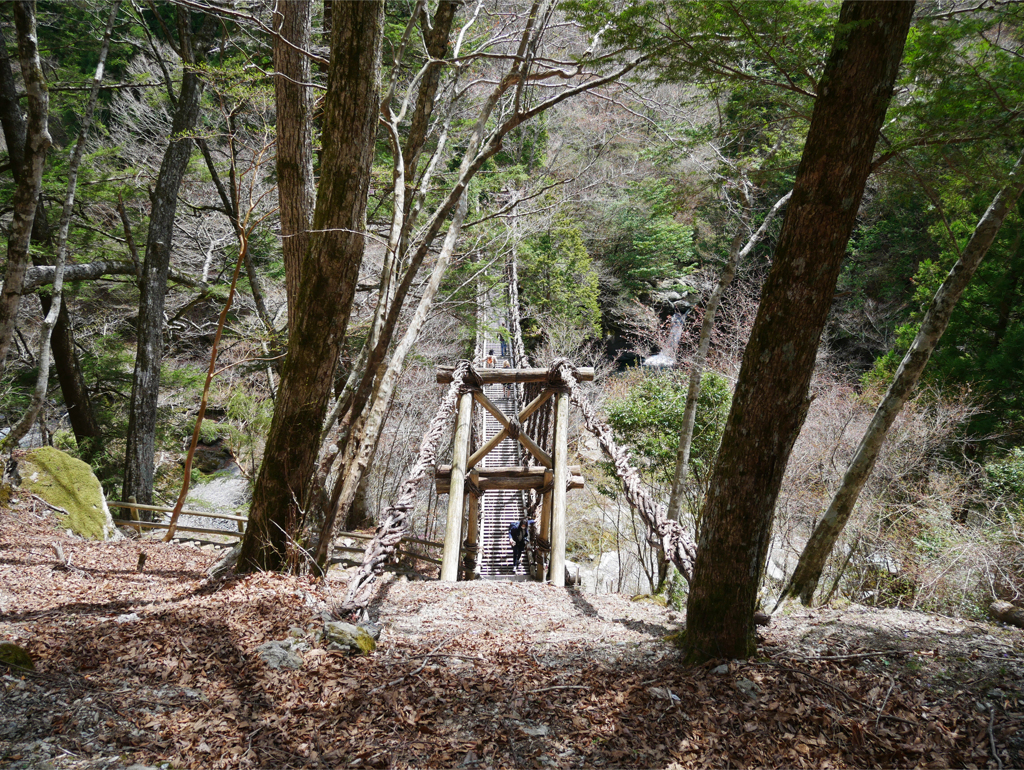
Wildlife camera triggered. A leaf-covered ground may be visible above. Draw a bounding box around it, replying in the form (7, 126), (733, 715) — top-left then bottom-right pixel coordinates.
(2, 498), (1023, 769)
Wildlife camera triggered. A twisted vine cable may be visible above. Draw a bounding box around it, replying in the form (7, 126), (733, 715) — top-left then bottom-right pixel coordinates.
(548, 359), (697, 583)
(339, 360), (478, 614)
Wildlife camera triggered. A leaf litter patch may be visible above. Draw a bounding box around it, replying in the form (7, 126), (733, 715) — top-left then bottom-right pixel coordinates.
(2, 500), (1023, 768)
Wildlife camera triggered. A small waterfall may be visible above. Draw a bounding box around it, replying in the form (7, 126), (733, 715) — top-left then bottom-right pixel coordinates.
(642, 312), (686, 369)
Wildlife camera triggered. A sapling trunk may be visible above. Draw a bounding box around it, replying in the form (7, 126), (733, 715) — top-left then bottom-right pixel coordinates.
(780, 148), (1024, 607)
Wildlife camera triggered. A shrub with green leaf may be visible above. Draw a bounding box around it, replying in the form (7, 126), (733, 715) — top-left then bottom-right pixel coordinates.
(605, 369), (731, 487)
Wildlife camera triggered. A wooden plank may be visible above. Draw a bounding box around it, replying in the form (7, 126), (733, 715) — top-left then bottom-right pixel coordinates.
(111, 520), (243, 538)
(550, 390), (570, 587)
(109, 501), (248, 523)
(436, 366), (594, 384)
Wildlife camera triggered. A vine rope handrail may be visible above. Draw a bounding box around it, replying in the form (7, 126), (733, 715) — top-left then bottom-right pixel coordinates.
(548, 359), (697, 583)
(339, 360), (479, 615)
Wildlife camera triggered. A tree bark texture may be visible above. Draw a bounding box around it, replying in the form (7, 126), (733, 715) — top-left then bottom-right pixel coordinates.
(782, 148), (1024, 606)
(239, 0), (385, 573)
(46, 299), (101, 448)
(0, 1), (50, 376)
(272, 0), (314, 336)
(0, 23), (27, 178)
(122, 11), (214, 504)
(684, 0), (914, 663)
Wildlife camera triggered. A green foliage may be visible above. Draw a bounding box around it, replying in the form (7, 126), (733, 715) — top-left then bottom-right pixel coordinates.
(596, 180), (697, 294)
(985, 448), (1024, 512)
(563, 0), (836, 96)
(519, 220), (602, 338)
(605, 369), (731, 486)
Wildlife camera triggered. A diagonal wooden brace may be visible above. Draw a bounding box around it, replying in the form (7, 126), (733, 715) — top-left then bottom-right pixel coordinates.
(469, 388), (553, 468)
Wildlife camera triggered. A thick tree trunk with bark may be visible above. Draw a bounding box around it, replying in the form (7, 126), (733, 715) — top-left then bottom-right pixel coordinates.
(238, 1), (385, 573)
(46, 299), (101, 449)
(683, 0), (914, 664)
(780, 149), (1024, 607)
(0, 1), (50, 376)
(123, 12), (213, 505)
(272, 0), (314, 336)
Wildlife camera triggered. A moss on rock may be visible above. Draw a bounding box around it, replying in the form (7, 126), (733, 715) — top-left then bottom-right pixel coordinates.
(19, 447), (119, 540)
(0, 641), (34, 671)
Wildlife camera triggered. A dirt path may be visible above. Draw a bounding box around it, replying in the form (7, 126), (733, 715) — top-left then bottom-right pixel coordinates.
(2, 500), (1023, 769)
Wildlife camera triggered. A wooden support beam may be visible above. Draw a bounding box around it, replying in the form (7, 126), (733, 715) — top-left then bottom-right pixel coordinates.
(540, 469), (552, 545)
(441, 391), (473, 581)
(467, 389), (551, 468)
(550, 390), (569, 587)
(437, 366), (594, 384)
(472, 389), (552, 467)
(464, 470), (480, 580)
(435, 466), (583, 493)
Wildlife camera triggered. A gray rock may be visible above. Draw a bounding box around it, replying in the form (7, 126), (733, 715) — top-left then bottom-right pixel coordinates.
(711, 664), (729, 675)
(520, 724), (550, 737)
(360, 622), (383, 641)
(735, 678), (759, 700)
(256, 640), (303, 670)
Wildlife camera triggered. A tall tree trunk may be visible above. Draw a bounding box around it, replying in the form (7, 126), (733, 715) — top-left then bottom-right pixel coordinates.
(0, 23), (26, 176)
(314, 193), (469, 569)
(684, 0), (914, 664)
(122, 11), (213, 505)
(1, 0), (120, 453)
(272, 0), (313, 337)
(0, 1), (50, 376)
(47, 299), (101, 450)
(0, 17), (99, 451)
(780, 148), (1024, 607)
(238, 0), (385, 574)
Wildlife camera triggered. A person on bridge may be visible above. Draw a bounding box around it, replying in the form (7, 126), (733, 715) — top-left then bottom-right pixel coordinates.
(502, 360), (513, 400)
(485, 350), (496, 368)
(508, 518), (535, 570)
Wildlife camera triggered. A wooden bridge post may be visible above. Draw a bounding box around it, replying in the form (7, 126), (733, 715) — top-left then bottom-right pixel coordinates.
(463, 470), (480, 579)
(549, 389), (569, 587)
(539, 468), (552, 579)
(441, 390), (474, 581)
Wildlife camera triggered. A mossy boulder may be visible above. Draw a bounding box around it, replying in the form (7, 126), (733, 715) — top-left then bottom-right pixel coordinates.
(322, 621), (376, 654)
(0, 641), (34, 671)
(18, 447), (119, 540)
